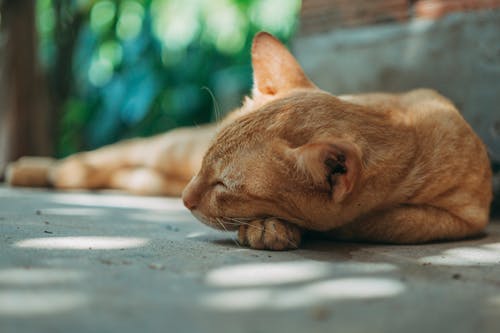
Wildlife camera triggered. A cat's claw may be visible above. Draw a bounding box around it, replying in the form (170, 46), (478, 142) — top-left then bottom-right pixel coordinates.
(237, 218), (302, 251)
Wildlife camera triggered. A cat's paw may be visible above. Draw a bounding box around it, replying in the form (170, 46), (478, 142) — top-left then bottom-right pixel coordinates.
(51, 158), (97, 189)
(237, 218), (302, 251)
(5, 157), (55, 187)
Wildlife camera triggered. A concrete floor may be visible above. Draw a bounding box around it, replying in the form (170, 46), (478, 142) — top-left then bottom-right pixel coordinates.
(1, 186), (499, 333)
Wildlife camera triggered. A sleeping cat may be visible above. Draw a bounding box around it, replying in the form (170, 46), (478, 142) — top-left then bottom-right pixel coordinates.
(7, 32), (492, 251)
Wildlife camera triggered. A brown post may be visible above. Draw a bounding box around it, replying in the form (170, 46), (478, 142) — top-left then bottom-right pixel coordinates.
(0, 0), (53, 179)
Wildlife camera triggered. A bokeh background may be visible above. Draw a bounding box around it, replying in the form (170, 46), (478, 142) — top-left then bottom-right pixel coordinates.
(37, 0), (300, 156)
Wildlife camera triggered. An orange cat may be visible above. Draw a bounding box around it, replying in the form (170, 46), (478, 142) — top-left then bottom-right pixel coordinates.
(7, 33), (492, 251)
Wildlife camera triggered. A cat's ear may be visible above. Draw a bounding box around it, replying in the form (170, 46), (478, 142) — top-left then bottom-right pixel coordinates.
(288, 140), (362, 202)
(251, 32), (315, 97)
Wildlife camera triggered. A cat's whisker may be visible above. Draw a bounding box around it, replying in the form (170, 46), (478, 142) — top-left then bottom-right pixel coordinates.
(215, 217), (241, 248)
(202, 86), (223, 122)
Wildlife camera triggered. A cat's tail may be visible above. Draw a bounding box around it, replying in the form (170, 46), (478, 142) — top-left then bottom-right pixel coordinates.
(5, 156), (56, 187)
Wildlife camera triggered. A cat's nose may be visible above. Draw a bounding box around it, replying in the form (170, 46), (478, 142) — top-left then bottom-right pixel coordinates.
(182, 179), (199, 210)
(183, 195), (197, 210)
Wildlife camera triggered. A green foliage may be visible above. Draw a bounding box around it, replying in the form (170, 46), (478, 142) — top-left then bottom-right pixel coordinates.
(36, 0), (301, 157)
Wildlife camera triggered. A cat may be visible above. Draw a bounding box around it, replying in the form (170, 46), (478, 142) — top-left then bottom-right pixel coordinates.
(7, 32), (492, 251)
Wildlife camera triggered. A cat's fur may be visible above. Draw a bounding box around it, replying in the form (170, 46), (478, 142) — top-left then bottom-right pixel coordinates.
(7, 32), (492, 251)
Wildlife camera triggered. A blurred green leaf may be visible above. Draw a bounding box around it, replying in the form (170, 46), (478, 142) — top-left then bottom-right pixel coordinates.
(36, 0), (301, 157)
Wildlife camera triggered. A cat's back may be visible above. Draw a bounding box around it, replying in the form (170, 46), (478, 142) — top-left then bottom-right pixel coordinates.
(343, 89), (491, 226)
(396, 90), (491, 226)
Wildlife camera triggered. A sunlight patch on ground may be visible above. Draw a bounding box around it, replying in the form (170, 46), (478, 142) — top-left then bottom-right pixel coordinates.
(328, 262), (398, 274)
(418, 245), (500, 266)
(201, 289), (272, 311)
(186, 231), (210, 239)
(301, 278), (404, 300)
(205, 261), (398, 288)
(489, 295), (500, 312)
(206, 261), (332, 287)
(48, 192), (184, 211)
(0, 268), (85, 285)
(128, 211), (194, 224)
(14, 236), (149, 250)
(489, 295), (500, 305)
(40, 207), (108, 216)
(483, 242), (500, 250)
(0, 290), (88, 316)
(200, 277), (405, 311)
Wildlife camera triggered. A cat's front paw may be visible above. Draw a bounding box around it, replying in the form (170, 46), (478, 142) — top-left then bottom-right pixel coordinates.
(237, 218), (302, 251)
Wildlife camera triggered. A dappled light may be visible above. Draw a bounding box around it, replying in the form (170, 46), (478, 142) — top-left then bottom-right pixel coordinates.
(40, 207), (108, 216)
(201, 289), (274, 311)
(302, 278), (404, 300)
(206, 261), (333, 287)
(0, 268), (85, 285)
(1, 186), (499, 328)
(48, 192), (184, 211)
(418, 243), (500, 266)
(206, 261), (399, 288)
(200, 277), (405, 311)
(127, 211), (194, 223)
(14, 236), (148, 250)
(201, 260), (404, 311)
(0, 290), (88, 316)
(489, 295), (500, 307)
(185, 231), (211, 239)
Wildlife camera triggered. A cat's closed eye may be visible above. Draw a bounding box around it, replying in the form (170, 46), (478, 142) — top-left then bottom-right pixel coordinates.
(213, 181), (227, 189)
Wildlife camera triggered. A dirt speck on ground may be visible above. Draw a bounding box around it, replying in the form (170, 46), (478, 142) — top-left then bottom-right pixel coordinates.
(149, 263), (166, 270)
(100, 259), (114, 265)
(165, 225), (180, 232)
(310, 306), (332, 321)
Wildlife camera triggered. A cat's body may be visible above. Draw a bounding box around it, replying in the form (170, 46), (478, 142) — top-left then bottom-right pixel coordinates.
(7, 32), (492, 250)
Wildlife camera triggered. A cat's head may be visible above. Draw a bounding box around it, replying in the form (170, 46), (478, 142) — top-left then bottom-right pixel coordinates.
(182, 32), (363, 231)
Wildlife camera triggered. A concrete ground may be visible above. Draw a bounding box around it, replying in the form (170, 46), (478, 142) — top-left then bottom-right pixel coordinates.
(0, 186), (499, 333)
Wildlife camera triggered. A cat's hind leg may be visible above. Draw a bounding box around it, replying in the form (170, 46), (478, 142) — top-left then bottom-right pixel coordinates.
(6, 157), (56, 187)
(50, 138), (157, 190)
(329, 205), (485, 244)
(6, 139), (152, 189)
